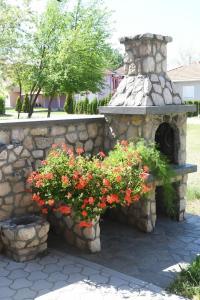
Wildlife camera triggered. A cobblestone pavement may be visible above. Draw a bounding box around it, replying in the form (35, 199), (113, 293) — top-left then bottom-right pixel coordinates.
(0, 248), (185, 300)
(53, 213), (200, 288)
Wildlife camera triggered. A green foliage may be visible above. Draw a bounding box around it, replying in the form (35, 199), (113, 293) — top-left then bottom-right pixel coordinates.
(22, 94), (30, 113)
(64, 93), (74, 114)
(134, 140), (176, 216)
(15, 96), (22, 113)
(187, 186), (200, 201)
(83, 98), (89, 114)
(169, 255), (200, 299)
(185, 100), (200, 117)
(29, 140), (174, 227)
(0, 95), (5, 114)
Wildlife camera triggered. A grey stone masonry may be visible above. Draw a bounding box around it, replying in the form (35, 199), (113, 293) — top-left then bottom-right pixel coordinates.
(0, 215), (49, 262)
(108, 33), (183, 106)
(49, 213), (101, 253)
(0, 117), (105, 223)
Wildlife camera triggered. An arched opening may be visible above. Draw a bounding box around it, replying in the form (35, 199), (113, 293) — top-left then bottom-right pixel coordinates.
(155, 122), (179, 217)
(155, 122), (179, 164)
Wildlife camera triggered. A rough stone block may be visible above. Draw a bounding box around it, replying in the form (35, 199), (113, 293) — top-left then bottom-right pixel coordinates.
(0, 182), (11, 196)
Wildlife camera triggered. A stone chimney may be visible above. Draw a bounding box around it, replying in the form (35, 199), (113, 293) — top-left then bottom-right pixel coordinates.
(109, 33), (183, 107)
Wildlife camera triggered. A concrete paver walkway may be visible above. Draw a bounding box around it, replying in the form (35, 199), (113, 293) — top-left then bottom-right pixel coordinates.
(0, 249), (185, 300)
(53, 213), (200, 288)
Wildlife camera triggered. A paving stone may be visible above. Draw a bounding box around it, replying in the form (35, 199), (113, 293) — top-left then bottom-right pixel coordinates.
(43, 263), (62, 273)
(0, 277), (12, 287)
(48, 272), (68, 283)
(8, 269), (29, 280)
(10, 278), (32, 289)
(31, 279), (53, 291)
(27, 270), (48, 281)
(0, 286), (16, 299)
(13, 288), (37, 300)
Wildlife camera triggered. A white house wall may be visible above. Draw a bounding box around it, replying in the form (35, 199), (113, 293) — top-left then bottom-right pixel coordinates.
(174, 81), (200, 101)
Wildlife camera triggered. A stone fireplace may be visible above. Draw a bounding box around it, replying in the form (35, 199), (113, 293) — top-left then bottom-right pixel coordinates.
(100, 33), (197, 232)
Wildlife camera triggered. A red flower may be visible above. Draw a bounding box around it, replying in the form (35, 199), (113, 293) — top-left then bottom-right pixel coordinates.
(102, 188), (108, 194)
(48, 199), (55, 206)
(121, 140), (128, 147)
(59, 205), (71, 215)
(73, 171), (80, 180)
(88, 197), (95, 205)
(76, 178), (87, 189)
(67, 148), (73, 156)
(41, 160), (48, 166)
(98, 151), (106, 158)
(38, 200), (45, 206)
(81, 210), (88, 217)
(133, 194), (140, 202)
(142, 184), (152, 193)
(87, 173), (93, 180)
(98, 202), (106, 209)
(61, 175), (69, 186)
(32, 193), (40, 202)
(76, 147), (84, 155)
(41, 208), (48, 214)
(62, 144), (68, 152)
(79, 221), (92, 228)
(103, 178), (111, 188)
(107, 194), (119, 204)
(124, 188), (132, 205)
(35, 180), (44, 188)
(52, 144), (58, 149)
(116, 175), (122, 183)
(44, 173), (53, 180)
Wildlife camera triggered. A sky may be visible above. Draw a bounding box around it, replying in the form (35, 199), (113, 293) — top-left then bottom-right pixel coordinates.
(8, 0), (200, 69)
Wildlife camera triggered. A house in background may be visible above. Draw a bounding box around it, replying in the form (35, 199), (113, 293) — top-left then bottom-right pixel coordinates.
(7, 69), (124, 108)
(167, 62), (200, 100)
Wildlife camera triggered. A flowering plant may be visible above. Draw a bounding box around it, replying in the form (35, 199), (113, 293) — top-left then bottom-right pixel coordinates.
(28, 140), (174, 228)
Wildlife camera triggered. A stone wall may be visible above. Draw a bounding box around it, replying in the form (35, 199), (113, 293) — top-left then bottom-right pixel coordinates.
(0, 116), (105, 222)
(104, 112), (188, 227)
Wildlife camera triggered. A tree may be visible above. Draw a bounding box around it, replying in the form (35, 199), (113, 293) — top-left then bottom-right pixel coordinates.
(15, 96), (22, 119)
(1, 0), (119, 118)
(64, 93), (74, 114)
(22, 94), (30, 113)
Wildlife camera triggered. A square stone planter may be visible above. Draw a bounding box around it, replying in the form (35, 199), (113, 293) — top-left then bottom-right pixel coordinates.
(49, 212), (101, 253)
(0, 215), (50, 262)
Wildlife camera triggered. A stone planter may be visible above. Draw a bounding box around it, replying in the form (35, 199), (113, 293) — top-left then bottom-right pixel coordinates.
(0, 215), (50, 262)
(49, 212), (101, 253)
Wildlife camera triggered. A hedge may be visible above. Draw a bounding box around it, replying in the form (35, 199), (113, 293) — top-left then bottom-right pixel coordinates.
(185, 100), (200, 117)
(0, 95), (5, 115)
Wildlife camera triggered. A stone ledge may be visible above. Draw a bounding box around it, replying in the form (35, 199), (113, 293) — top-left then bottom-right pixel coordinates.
(120, 33), (172, 44)
(148, 164), (197, 183)
(0, 115), (105, 128)
(99, 105), (196, 115)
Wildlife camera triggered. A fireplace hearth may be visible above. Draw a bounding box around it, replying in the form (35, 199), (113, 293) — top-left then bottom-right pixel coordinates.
(100, 33), (197, 232)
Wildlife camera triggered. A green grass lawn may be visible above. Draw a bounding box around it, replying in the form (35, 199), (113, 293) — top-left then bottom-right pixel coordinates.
(168, 256), (200, 299)
(186, 123), (200, 205)
(0, 108), (67, 120)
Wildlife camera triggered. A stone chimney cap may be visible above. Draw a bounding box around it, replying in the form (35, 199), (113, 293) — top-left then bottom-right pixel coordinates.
(120, 33), (173, 44)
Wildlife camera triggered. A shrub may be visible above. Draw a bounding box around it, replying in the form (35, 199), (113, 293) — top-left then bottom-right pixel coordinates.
(0, 95), (5, 115)
(185, 100), (200, 117)
(22, 94), (30, 113)
(28, 140), (174, 228)
(15, 96), (22, 118)
(64, 93), (74, 114)
(83, 97), (89, 114)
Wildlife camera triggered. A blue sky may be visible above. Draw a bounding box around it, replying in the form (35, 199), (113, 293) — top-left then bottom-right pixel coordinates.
(9, 0), (200, 69)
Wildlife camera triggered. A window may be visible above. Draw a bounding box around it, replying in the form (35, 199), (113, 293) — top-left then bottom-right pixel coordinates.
(183, 86), (194, 99)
